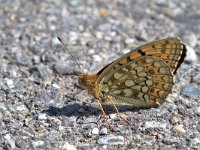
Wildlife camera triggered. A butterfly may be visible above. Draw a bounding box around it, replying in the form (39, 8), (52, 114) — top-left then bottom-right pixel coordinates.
(58, 37), (187, 122)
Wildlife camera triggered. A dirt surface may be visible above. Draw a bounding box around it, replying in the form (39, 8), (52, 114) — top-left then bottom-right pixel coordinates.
(0, 0), (200, 149)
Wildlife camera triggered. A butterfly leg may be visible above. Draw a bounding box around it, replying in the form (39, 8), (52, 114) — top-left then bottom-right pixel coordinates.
(95, 99), (114, 131)
(67, 90), (84, 97)
(107, 96), (133, 125)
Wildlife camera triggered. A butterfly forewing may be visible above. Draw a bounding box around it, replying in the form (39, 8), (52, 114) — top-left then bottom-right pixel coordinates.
(97, 37), (186, 79)
(130, 37), (187, 74)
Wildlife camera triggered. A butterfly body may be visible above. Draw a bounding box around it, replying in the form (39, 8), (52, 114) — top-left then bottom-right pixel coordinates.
(78, 74), (109, 102)
(78, 37), (187, 108)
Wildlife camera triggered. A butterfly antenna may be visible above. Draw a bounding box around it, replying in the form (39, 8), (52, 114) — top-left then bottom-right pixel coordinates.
(57, 36), (84, 74)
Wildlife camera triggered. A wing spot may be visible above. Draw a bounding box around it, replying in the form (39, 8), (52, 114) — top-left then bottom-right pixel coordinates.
(150, 88), (155, 93)
(142, 86), (149, 93)
(146, 80), (153, 86)
(111, 85), (118, 89)
(144, 94), (149, 101)
(138, 92), (144, 99)
(154, 62), (161, 68)
(138, 72), (147, 77)
(130, 63), (137, 68)
(159, 68), (167, 74)
(124, 89), (132, 97)
(145, 58), (153, 63)
(159, 91), (165, 97)
(114, 72), (123, 79)
(119, 74), (129, 81)
(128, 56), (132, 61)
(138, 49), (146, 55)
(149, 70), (154, 74)
(121, 67), (129, 72)
(130, 70), (136, 75)
(125, 80), (135, 87)
(119, 57), (128, 65)
(132, 85), (142, 91)
(118, 81), (125, 86)
(136, 66), (144, 73)
(113, 90), (121, 94)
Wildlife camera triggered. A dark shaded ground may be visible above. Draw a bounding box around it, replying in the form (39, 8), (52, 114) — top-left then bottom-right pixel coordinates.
(0, 0), (200, 149)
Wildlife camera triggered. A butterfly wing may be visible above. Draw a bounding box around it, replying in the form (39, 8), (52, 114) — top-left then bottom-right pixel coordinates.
(130, 37), (187, 74)
(96, 37), (187, 107)
(98, 37), (186, 77)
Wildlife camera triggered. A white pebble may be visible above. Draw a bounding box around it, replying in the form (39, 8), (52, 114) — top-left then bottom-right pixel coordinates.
(5, 78), (14, 88)
(92, 127), (99, 135)
(38, 113), (47, 120)
(62, 142), (77, 150)
(32, 141), (44, 147)
(93, 55), (102, 62)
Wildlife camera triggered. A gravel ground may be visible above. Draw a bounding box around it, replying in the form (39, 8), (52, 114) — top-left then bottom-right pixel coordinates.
(0, 0), (200, 149)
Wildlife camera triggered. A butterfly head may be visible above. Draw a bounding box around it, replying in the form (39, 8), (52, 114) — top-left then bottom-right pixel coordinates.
(78, 74), (92, 89)
(78, 73), (107, 99)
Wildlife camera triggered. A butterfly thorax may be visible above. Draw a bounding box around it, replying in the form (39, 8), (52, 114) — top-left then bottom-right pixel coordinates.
(78, 74), (109, 100)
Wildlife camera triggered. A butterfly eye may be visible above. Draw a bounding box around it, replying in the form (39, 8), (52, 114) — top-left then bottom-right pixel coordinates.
(85, 80), (91, 86)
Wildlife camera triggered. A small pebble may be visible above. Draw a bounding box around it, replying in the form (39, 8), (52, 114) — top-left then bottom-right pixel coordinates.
(98, 135), (125, 145)
(93, 55), (102, 62)
(100, 127), (108, 135)
(92, 127), (99, 135)
(185, 46), (198, 63)
(170, 115), (180, 125)
(173, 125), (186, 134)
(15, 139), (27, 148)
(144, 121), (167, 129)
(52, 36), (61, 46)
(6, 139), (16, 149)
(125, 38), (134, 46)
(32, 141), (44, 147)
(62, 142), (77, 150)
(190, 138), (200, 145)
(181, 84), (200, 100)
(38, 113), (47, 120)
(194, 107), (200, 116)
(163, 136), (178, 145)
(5, 78), (14, 88)
(109, 114), (117, 119)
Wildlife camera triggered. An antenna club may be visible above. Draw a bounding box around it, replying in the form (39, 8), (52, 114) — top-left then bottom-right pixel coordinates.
(57, 36), (62, 42)
(57, 36), (62, 43)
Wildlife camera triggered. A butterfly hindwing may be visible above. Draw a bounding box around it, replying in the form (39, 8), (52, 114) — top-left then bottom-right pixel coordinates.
(99, 56), (174, 107)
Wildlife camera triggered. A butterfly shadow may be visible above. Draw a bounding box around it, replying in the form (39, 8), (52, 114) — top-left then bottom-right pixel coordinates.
(42, 102), (150, 117)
